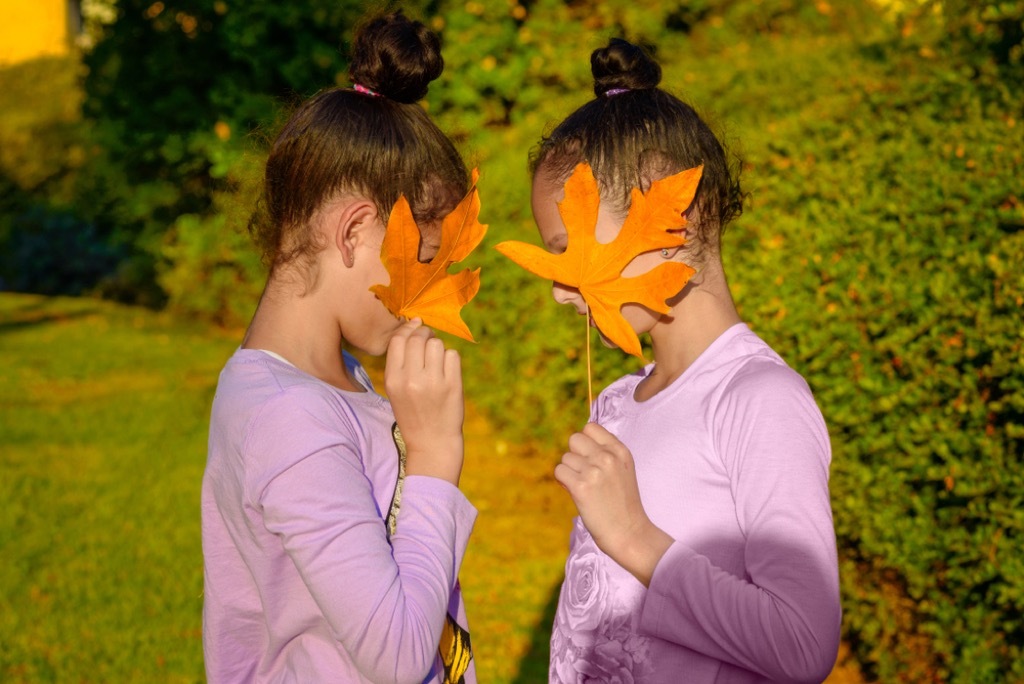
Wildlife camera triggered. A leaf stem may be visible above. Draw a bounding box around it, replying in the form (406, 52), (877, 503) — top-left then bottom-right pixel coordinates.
(585, 302), (593, 408)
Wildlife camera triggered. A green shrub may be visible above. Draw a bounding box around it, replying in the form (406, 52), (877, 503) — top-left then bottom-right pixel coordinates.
(0, 207), (124, 296)
(708, 18), (1024, 679)
(158, 147), (265, 327)
(0, 56), (107, 296)
(0, 56), (84, 203)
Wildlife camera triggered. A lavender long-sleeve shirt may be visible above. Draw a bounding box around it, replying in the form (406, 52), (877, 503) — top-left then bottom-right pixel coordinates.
(550, 324), (841, 683)
(202, 349), (477, 684)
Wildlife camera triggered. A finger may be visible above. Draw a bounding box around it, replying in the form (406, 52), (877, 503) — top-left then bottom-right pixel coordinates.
(424, 337), (446, 376)
(386, 334), (407, 372)
(567, 430), (600, 457)
(553, 462), (580, 490)
(394, 317), (424, 339)
(386, 318), (424, 369)
(403, 328), (428, 371)
(582, 421), (619, 446)
(443, 348), (461, 385)
(409, 323), (434, 341)
(582, 424), (633, 464)
(559, 451), (587, 473)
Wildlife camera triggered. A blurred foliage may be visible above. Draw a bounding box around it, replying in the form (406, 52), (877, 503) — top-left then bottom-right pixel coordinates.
(79, 0), (384, 304)
(2, 0), (1023, 680)
(0, 57), (100, 294)
(0, 207), (125, 296)
(157, 147), (265, 325)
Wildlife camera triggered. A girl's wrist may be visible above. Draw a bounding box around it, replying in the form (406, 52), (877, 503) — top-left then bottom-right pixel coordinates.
(403, 440), (464, 486)
(607, 520), (673, 588)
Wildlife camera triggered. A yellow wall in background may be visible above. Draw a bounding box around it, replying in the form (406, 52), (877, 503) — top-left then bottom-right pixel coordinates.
(0, 0), (71, 64)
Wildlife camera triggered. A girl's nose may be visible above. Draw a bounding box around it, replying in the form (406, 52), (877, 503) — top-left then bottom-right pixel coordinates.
(552, 282), (583, 308)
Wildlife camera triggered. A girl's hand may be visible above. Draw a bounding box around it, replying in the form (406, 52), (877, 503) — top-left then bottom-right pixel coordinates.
(384, 319), (465, 486)
(555, 422), (673, 587)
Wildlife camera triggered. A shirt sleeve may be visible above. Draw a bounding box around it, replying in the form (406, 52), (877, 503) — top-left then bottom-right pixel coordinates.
(249, 391), (477, 684)
(638, 363), (841, 683)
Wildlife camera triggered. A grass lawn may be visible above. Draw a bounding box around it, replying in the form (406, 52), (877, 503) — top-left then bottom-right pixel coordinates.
(0, 292), (861, 682)
(1, 293), (234, 681)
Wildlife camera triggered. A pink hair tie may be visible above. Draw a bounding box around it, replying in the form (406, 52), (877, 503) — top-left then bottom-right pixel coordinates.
(353, 83), (382, 97)
(603, 87), (630, 97)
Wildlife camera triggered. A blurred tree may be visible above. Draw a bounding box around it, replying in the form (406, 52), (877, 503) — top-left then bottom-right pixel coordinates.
(81, 0), (433, 303)
(0, 55), (95, 294)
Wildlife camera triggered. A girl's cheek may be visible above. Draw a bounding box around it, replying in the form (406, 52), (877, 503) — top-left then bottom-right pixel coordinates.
(551, 283), (578, 306)
(620, 252), (663, 279)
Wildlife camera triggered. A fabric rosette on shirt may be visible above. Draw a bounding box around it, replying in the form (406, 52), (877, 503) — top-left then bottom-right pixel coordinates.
(550, 521), (654, 683)
(563, 546), (612, 633)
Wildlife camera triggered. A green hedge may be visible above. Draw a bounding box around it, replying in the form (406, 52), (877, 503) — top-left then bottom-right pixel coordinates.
(713, 28), (1024, 681)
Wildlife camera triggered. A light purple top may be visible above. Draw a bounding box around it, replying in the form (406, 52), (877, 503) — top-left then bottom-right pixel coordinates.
(550, 324), (841, 683)
(202, 349), (477, 684)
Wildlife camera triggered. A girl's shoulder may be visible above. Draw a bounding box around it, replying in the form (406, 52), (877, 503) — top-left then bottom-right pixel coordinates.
(711, 327), (813, 401)
(591, 324), (774, 412)
(661, 323), (804, 398)
(708, 330), (827, 442)
(212, 349), (395, 485)
(216, 348), (388, 434)
(222, 348), (378, 396)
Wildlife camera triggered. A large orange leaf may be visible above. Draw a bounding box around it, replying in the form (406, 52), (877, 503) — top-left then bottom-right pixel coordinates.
(495, 163), (701, 358)
(371, 169), (487, 342)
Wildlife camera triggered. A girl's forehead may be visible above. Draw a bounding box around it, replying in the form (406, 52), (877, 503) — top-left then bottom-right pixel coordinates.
(531, 172), (623, 250)
(531, 184), (567, 248)
(530, 171), (565, 204)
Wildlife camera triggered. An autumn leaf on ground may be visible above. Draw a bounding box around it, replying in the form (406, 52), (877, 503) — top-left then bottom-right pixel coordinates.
(495, 163), (701, 357)
(371, 170), (487, 342)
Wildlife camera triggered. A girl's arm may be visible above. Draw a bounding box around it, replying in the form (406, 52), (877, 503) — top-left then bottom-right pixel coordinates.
(253, 319), (474, 684)
(260, 453), (474, 684)
(641, 367), (840, 682)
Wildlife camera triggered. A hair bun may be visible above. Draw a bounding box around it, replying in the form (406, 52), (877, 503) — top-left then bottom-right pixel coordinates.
(348, 11), (443, 104)
(591, 38), (662, 97)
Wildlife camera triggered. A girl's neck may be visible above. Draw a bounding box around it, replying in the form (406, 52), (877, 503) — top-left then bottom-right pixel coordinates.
(242, 277), (363, 393)
(636, 261), (741, 401)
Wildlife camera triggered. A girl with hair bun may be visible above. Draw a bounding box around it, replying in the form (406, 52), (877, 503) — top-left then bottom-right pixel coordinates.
(527, 39), (841, 683)
(202, 12), (476, 684)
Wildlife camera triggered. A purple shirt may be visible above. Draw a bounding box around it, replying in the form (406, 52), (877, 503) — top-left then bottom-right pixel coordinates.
(202, 349), (477, 684)
(550, 324), (841, 683)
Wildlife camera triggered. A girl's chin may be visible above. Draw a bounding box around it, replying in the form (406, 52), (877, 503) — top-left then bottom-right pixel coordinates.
(596, 330), (618, 350)
(588, 317), (623, 351)
(356, 332), (395, 358)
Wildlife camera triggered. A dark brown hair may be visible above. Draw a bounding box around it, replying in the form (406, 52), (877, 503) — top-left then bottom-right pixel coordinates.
(249, 11), (468, 272)
(531, 38), (744, 257)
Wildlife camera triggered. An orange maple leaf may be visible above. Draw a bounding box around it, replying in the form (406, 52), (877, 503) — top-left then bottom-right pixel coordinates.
(495, 163), (701, 358)
(371, 170), (487, 342)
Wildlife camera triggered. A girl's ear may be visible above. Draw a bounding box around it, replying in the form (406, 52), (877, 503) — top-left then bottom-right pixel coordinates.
(658, 227), (687, 259)
(332, 200), (380, 268)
